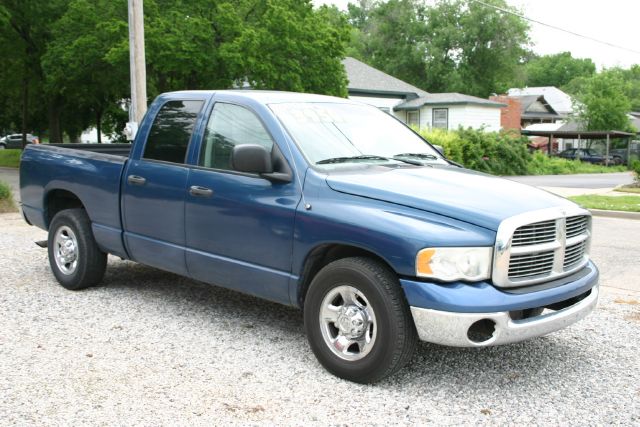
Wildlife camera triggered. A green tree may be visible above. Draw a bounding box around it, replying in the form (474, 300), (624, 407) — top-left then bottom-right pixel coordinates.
(524, 52), (595, 88)
(424, 0), (530, 96)
(0, 0), (67, 142)
(575, 71), (632, 131)
(347, 0), (427, 89)
(43, 0), (129, 143)
(347, 0), (530, 97)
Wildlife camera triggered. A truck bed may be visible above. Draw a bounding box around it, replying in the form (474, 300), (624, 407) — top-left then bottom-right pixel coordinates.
(20, 144), (128, 249)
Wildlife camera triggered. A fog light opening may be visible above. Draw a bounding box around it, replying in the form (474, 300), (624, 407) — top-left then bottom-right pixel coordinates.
(467, 319), (496, 344)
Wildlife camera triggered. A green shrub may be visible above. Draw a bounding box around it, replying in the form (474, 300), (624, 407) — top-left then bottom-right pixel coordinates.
(528, 152), (626, 175)
(419, 127), (531, 175)
(418, 127), (627, 176)
(0, 181), (16, 213)
(631, 160), (640, 182)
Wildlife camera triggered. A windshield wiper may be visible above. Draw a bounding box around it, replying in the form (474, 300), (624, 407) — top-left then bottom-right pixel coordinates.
(316, 154), (424, 166)
(393, 152), (439, 161)
(316, 155), (392, 165)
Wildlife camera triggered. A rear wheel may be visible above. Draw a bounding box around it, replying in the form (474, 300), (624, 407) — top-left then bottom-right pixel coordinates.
(304, 257), (417, 383)
(48, 208), (107, 290)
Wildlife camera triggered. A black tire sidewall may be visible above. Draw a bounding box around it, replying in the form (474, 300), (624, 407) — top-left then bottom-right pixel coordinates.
(304, 259), (409, 383)
(48, 209), (105, 290)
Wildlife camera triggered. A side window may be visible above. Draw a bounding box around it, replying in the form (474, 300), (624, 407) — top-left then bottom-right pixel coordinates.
(200, 103), (274, 170)
(143, 100), (204, 164)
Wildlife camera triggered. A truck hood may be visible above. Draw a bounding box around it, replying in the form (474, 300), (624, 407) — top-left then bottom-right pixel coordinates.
(325, 165), (576, 230)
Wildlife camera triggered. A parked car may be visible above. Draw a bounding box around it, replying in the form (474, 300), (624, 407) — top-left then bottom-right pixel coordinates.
(610, 144), (640, 165)
(20, 91), (599, 383)
(557, 148), (618, 165)
(0, 133), (39, 149)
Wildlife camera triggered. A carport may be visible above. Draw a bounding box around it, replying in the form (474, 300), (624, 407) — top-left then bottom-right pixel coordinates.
(520, 129), (636, 165)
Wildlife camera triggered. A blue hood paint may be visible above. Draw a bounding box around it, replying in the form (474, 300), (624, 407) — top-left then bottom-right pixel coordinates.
(326, 165), (576, 230)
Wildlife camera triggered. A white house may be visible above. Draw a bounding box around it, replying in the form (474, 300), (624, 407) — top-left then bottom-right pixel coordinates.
(343, 57), (505, 131)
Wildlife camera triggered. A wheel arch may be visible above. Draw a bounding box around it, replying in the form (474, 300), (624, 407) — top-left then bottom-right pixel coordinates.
(296, 243), (398, 308)
(44, 188), (86, 229)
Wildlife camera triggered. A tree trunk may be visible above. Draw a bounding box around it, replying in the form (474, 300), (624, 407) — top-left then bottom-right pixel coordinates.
(96, 109), (102, 144)
(21, 76), (29, 148)
(48, 98), (63, 144)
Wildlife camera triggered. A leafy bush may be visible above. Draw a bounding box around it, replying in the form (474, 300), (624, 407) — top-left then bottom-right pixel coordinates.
(631, 160), (640, 183)
(419, 127), (627, 176)
(0, 180), (16, 213)
(527, 152), (626, 175)
(419, 127), (531, 175)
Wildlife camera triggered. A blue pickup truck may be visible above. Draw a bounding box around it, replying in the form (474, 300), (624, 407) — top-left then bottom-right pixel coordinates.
(20, 90), (599, 383)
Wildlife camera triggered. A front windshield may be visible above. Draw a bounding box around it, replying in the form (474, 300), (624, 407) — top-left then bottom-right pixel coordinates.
(269, 102), (447, 167)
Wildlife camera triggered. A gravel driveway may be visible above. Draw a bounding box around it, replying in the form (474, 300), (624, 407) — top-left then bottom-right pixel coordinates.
(1, 212), (638, 425)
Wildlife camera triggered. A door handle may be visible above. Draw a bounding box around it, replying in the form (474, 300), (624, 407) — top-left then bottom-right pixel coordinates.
(189, 185), (213, 197)
(127, 175), (146, 185)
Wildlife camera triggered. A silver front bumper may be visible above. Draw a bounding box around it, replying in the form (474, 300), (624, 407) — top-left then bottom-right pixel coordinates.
(410, 285), (598, 347)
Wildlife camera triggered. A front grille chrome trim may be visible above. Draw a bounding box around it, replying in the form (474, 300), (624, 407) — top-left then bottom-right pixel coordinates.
(492, 206), (592, 288)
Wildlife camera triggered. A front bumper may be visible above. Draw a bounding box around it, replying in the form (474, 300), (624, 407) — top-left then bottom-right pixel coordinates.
(402, 262), (599, 347)
(410, 284), (598, 347)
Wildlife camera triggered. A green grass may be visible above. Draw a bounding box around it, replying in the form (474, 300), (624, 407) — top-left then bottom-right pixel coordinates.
(568, 194), (640, 212)
(0, 180), (17, 213)
(0, 149), (21, 168)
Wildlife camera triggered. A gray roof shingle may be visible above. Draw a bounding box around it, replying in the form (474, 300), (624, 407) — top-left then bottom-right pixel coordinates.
(394, 93), (505, 110)
(343, 57), (428, 98)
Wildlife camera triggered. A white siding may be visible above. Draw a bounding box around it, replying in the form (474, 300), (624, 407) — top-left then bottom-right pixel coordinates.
(413, 105), (501, 132)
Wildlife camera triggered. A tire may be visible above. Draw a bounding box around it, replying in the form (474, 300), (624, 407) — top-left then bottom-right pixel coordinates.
(48, 208), (107, 290)
(304, 257), (417, 383)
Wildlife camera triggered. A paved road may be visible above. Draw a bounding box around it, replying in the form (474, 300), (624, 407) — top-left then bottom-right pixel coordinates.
(508, 172), (634, 189)
(0, 167), (19, 202)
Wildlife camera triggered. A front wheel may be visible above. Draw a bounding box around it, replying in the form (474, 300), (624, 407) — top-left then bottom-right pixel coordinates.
(48, 208), (107, 290)
(304, 257), (417, 383)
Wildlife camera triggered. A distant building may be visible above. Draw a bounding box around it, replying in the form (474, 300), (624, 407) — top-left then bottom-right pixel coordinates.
(507, 86), (574, 116)
(343, 57), (505, 132)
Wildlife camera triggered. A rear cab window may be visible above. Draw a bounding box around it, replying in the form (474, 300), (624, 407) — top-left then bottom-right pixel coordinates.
(143, 100), (204, 164)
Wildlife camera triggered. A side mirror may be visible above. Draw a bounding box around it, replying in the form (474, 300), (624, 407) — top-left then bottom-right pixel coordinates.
(231, 144), (273, 174)
(433, 145), (445, 156)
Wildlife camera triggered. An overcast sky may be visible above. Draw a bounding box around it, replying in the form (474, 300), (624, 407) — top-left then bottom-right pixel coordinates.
(313, 0), (640, 69)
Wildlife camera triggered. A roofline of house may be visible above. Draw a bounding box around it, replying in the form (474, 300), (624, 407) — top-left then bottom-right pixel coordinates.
(347, 88), (421, 99)
(394, 100), (506, 110)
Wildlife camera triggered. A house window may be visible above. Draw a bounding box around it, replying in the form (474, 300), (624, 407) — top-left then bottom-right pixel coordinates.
(432, 108), (448, 129)
(407, 110), (420, 128)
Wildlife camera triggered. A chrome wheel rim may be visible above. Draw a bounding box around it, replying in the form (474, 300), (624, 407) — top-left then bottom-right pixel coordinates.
(319, 285), (377, 361)
(53, 226), (79, 275)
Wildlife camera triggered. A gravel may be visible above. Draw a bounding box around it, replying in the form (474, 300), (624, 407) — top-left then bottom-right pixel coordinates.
(1, 212), (639, 425)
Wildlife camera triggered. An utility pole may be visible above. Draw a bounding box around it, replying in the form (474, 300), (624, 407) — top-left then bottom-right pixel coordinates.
(126, 0), (147, 140)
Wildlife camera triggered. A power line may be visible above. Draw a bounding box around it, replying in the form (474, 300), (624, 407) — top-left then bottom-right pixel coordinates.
(469, 0), (640, 56)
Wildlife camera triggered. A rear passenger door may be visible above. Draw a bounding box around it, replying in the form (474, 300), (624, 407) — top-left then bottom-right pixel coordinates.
(122, 99), (204, 275)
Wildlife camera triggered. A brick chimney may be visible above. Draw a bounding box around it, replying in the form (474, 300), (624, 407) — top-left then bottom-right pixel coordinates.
(490, 95), (521, 131)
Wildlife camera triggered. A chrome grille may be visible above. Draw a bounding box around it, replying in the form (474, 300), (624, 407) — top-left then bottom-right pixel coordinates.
(508, 250), (554, 278)
(564, 240), (587, 270)
(511, 220), (556, 247)
(566, 215), (588, 238)
(493, 207), (592, 288)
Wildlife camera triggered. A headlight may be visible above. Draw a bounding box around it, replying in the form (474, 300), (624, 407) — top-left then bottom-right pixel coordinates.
(416, 247), (493, 282)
